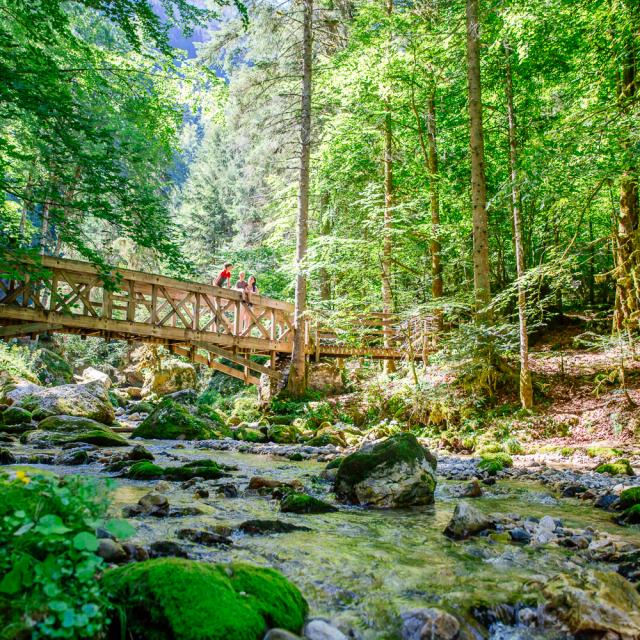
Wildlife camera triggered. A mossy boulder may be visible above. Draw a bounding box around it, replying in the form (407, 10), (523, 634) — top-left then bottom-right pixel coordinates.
(133, 398), (230, 440)
(14, 380), (115, 424)
(1, 406), (32, 426)
(280, 493), (338, 514)
(126, 460), (230, 481)
(32, 347), (74, 386)
(103, 558), (308, 640)
(234, 424), (267, 443)
(142, 359), (197, 397)
(267, 424), (302, 444)
(595, 459), (635, 476)
(334, 433), (437, 507)
(22, 415), (128, 447)
(619, 487), (640, 509)
(618, 504), (640, 525)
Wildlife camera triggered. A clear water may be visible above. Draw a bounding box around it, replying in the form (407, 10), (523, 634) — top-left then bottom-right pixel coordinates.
(9, 441), (640, 639)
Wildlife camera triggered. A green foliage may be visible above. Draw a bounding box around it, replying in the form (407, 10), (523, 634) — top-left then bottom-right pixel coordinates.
(0, 473), (131, 639)
(478, 452), (514, 476)
(104, 558), (308, 640)
(0, 343), (39, 383)
(595, 459), (635, 476)
(61, 336), (129, 371)
(619, 487), (640, 509)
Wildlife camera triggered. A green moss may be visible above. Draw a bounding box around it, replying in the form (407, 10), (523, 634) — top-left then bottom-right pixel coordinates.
(621, 504), (640, 524)
(32, 347), (74, 385)
(595, 459), (634, 476)
(2, 406), (32, 425)
(280, 493), (337, 514)
(103, 558), (308, 640)
(235, 425), (267, 443)
(306, 432), (345, 447)
(325, 456), (344, 470)
(132, 398), (222, 440)
(478, 452), (513, 476)
(127, 461), (165, 479)
(267, 424), (302, 444)
(586, 446), (623, 460)
(619, 487), (640, 509)
(126, 460), (230, 481)
(33, 415), (128, 447)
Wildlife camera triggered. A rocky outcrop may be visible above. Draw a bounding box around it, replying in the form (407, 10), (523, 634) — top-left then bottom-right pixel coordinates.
(334, 433), (437, 507)
(22, 415), (128, 447)
(13, 380), (115, 424)
(142, 359), (196, 397)
(543, 570), (640, 639)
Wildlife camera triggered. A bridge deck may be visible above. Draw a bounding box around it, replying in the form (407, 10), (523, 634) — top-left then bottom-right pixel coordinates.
(0, 257), (423, 384)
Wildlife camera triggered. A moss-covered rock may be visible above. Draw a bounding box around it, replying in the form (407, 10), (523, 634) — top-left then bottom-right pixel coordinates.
(126, 460), (230, 481)
(133, 398), (230, 440)
(127, 461), (165, 479)
(142, 359), (197, 397)
(22, 415), (128, 447)
(103, 558), (308, 640)
(238, 520), (312, 535)
(478, 452), (513, 476)
(32, 347), (74, 386)
(542, 570), (640, 638)
(14, 380), (115, 424)
(335, 433), (437, 507)
(1, 406), (32, 426)
(234, 424), (267, 443)
(595, 459), (635, 476)
(280, 493), (338, 514)
(619, 486), (640, 509)
(618, 504), (640, 525)
(267, 424), (302, 444)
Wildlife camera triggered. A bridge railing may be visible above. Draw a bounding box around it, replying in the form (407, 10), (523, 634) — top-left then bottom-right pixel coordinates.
(0, 256), (295, 352)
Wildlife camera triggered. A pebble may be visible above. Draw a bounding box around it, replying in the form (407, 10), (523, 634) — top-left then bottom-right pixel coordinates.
(509, 528), (531, 544)
(303, 619), (348, 640)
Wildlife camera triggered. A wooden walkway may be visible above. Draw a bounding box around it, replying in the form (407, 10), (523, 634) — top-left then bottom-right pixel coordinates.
(0, 257), (430, 385)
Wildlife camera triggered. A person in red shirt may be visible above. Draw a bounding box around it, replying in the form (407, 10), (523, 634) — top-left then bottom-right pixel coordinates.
(214, 263), (233, 288)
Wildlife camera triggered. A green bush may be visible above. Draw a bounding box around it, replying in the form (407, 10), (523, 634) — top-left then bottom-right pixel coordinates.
(0, 343), (38, 383)
(595, 459), (634, 476)
(478, 452), (513, 476)
(0, 472), (134, 639)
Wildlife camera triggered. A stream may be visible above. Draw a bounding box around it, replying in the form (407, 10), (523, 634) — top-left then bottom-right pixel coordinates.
(7, 440), (640, 640)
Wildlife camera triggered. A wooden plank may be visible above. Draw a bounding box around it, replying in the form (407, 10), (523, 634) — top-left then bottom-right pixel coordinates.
(0, 323), (62, 338)
(200, 356), (260, 386)
(194, 341), (281, 380)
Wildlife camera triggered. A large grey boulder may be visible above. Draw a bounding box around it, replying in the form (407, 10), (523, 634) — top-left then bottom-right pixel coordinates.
(14, 380), (115, 424)
(334, 433), (437, 507)
(23, 415), (127, 447)
(142, 359), (196, 397)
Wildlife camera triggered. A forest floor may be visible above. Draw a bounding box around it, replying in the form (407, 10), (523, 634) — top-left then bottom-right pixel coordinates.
(527, 322), (640, 449)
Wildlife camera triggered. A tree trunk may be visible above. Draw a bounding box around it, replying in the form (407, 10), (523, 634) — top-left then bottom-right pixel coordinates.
(504, 42), (533, 410)
(382, 0), (396, 374)
(614, 20), (639, 331)
(287, 0), (313, 397)
(319, 192), (332, 303)
(39, 203), (50, 256)
(426, 90), (443, 302)
(465, 0), (491, 312)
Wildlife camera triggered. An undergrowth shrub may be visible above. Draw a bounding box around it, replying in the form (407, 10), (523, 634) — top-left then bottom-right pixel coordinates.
(0, 343), (38, 383)
(0, 472), (134, 639)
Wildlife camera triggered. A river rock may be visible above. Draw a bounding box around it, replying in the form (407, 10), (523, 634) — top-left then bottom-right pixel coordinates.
(0, 448), (16, 465)
(238, 519), (312, 535)
(280, 493), (338, 514)
(23, 415), (128, 447)
(334, 433), (437, 507)
(142, 359), (197, 397)
(400, 608), (460, 640)
(1, 379), (44, 405)
(55, 448), (90, 465)
(2, 406), (32, 426)
(306, 362), (346, 396)
(543, 570), (640, 638)
(147, 540), (189, 558)
(303, 619), (348, 640)
(32, 348), (74, 386)
(14, 380), (115, 423)
(264, 630), (303, 640)
(443, 502), (494, 540)
(176, 528), (232, 546)
(97, 538), (127, 564)
(509, 528), (531, 544)
(124, 491), (170, 517)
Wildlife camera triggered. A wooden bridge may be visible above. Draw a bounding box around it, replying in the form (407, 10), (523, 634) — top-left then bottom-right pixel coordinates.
(0, 256), (432, 386)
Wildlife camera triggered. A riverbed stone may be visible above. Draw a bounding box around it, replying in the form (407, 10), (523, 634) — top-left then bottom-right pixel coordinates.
(334, 433), (437, 507)
(264, 630), (302, 640)
(103, 558), (308, 639)
(23, 415), (127, 447)
(0, 448), (16, 465)
(1, 406), (32, 426)
(303, 619), (348, 640)
(97, 538), (127, 564)
(443, 502), (494, 540)
(142, 359), (197, 397)
(400, 608), (460, 640)
(543, 570), (640, 638)
(176, 528), (232, 546)
(239, 519), (312, 535)
(280, 493), (338, 514)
